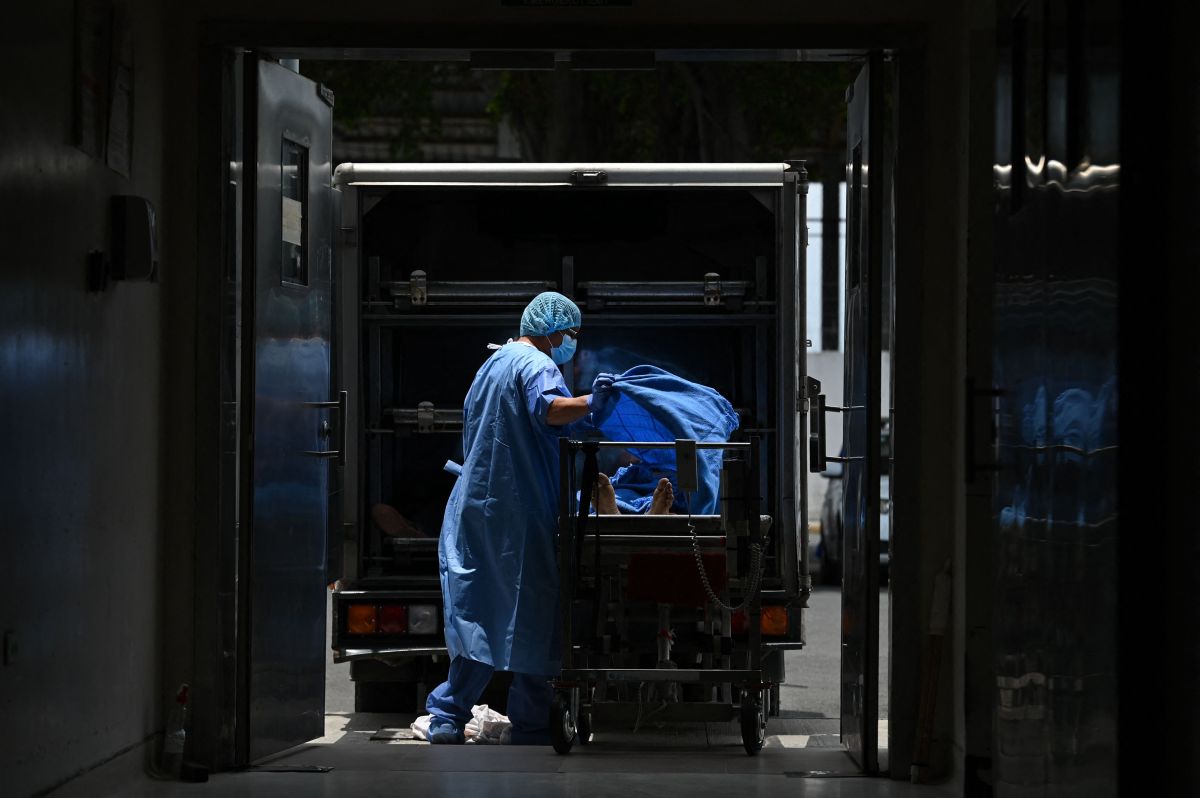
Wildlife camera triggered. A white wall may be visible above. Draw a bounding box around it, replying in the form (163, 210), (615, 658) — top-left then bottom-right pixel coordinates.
(0, 2), (167, 794)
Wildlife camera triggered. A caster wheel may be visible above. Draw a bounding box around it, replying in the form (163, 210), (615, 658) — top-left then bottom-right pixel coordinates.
(550, 695), (576, 754)
(740, 698), (765, 755)
(577, 711), (592, 745)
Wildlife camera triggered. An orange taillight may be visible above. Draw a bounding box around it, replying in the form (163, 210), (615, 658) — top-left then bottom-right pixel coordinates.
(347, 603), (377, 634)
(761, 605), (789, 636)
(730, 607), (789, 637)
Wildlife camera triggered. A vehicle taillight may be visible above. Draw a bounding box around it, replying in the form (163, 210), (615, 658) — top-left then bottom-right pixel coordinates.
(347, 603), (377, 634)
(729, 606), (789, 637)
(345, 602), (437, 635)
(378, 604), (408, 634)
(761, 606), (788, 636)
(408, 604), (438, 635)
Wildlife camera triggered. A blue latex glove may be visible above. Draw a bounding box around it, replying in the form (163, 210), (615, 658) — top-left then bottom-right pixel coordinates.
(587, 373), (618, 421)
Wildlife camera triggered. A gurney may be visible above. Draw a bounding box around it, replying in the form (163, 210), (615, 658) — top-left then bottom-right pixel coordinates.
(551, 438), (775, 756)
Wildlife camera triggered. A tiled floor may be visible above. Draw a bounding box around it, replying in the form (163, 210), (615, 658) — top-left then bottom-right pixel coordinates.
(60, 713), (927, 798)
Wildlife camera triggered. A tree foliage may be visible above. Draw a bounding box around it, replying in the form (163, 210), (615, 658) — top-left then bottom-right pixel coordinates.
(303, 59), (856, 173)
(302, 60), (449, 160)
(491, 62), (854, 168)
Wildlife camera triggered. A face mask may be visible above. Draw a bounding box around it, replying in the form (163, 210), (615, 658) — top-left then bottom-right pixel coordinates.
(550, 333), (577, 365)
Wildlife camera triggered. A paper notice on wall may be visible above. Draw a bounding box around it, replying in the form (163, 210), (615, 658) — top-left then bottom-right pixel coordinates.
(105, 5), (133, 177)
(282, 197), (303, 245)
(74, 0), (112, 157)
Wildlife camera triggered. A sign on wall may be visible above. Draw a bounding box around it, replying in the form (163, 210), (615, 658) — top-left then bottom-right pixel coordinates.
(74, 0), (134, 177)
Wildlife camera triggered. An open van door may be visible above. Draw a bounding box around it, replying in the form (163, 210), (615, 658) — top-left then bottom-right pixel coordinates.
(241, 56), (337, 761)
(840, 53), (884, 774)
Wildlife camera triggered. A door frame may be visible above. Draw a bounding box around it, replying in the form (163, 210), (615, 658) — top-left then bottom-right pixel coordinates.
(188, 28), (926, 775)
(840, 51), (885, 774)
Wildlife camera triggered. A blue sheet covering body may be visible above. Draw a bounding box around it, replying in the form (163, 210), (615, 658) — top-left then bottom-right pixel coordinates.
(596, 366), (740, 514)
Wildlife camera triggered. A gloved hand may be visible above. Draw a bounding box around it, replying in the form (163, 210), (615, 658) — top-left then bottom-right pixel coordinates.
(587, 373), (618, 420)
(591, 373), (616, 395)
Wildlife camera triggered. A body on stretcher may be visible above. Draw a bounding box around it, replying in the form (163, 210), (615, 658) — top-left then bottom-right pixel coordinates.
(553, 438), (775, 756)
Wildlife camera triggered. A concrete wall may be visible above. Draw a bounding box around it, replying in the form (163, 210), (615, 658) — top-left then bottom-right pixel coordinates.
(888, 15), (970, 785)
(959, 2), (997, 790)
(0, 1), (167, 794)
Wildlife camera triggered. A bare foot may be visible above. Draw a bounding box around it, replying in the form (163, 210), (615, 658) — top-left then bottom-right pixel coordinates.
(648, 477), (674, 515)
(371, 503), (425, 537)
(594, 473), (620, 515)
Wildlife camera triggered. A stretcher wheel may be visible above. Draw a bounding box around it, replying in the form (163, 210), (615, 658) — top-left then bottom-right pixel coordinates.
(740, 698), (766, 756)
(577, 711), (592, 745)
(550, 695), (576, 755)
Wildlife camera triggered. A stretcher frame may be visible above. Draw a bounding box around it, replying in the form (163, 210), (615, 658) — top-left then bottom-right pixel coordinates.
(551, 438), (774, 755)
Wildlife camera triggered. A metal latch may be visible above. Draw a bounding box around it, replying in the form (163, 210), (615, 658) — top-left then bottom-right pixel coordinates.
(800, 375), (821, 413)
(703, 273), (722, 307)
(569, 170), (608, 186)
(387, 404), (464, 433)
(410, 270), (428, 306)
(417, 401), (436, 433)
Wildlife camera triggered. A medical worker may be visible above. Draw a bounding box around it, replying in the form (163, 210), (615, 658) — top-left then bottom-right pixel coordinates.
(426, 292), (615, 745)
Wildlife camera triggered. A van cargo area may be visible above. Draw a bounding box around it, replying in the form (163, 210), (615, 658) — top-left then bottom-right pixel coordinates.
(331, 164), (810, 713)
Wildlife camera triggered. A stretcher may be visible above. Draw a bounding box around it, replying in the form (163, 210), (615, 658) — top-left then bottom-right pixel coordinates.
(551, 438), (775, 755)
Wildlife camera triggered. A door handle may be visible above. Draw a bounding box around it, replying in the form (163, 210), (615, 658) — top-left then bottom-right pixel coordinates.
(808, 377), (865, 472)
(303, 389), (348, 466)
(965, 377), (1003, 483)
(809, 389), (829, 473)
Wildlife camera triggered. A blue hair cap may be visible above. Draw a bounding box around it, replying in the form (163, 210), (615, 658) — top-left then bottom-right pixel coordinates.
(520, 291), (582, 337)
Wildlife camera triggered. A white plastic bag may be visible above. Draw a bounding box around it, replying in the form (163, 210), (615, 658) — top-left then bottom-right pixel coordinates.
(411, 704), (512, 744)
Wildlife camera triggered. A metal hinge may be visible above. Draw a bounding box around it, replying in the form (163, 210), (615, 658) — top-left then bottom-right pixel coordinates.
(785, 160), (809, 195)
(569, 169), (608, 186)
(703, 273), (722, 307)
(387, 403), (464, 433)
(417, 401), (436, 433)
(410, 270), (428, 306)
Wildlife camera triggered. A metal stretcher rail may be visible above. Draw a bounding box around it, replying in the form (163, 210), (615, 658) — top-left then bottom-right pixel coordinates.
(579, 440), (752, 450)
(576, 514), (770, 533)
(552, 437), (772, 756)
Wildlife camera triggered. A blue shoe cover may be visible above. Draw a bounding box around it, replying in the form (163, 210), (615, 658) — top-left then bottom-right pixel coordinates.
(428, 717), (464, 744)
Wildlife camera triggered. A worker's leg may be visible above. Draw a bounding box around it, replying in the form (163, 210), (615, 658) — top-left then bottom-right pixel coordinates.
(505, 672), (555, 745)
(425, 656), (493, 742)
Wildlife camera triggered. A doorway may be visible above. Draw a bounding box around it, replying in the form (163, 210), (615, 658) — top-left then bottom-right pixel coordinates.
(201, 40), (902, 772)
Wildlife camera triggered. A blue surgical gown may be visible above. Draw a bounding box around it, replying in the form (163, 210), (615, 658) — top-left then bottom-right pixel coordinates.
(439, 342), (577, 675)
